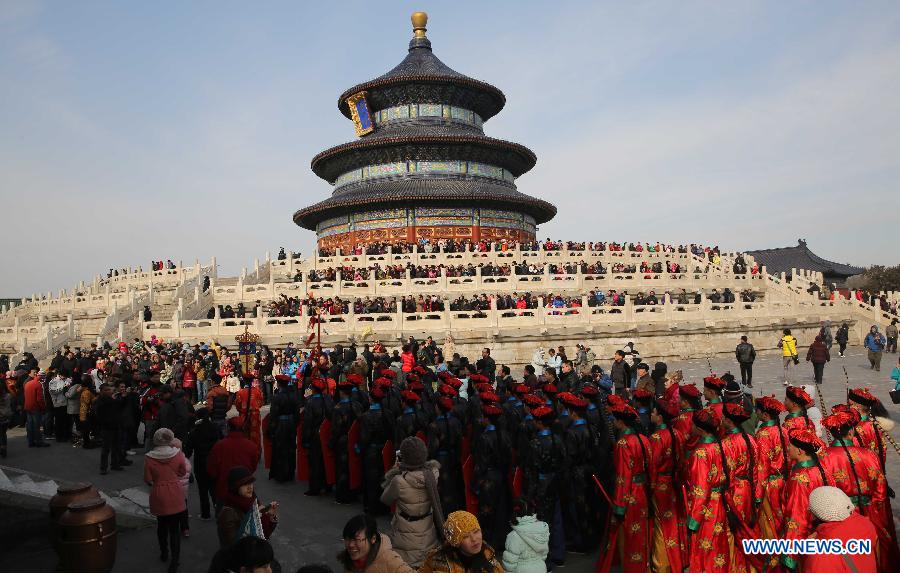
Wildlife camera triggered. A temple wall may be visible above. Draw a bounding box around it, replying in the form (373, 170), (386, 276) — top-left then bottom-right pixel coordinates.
(315, 206), (537, 250)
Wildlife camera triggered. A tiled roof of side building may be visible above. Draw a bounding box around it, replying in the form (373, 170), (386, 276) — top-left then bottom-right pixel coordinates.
(746, 240), (864, 277)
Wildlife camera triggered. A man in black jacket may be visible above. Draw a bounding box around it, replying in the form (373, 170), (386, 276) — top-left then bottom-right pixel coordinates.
(559, 361), (579, 393)
(95, 384), (127, 474)
(476, 348), (496, 382)
(268, 376), (300, 484)
(735, 335), (757, 387)
(610, 351), (631, 396)
(183, 408), (220, 519)
(157, 387), (192, 441)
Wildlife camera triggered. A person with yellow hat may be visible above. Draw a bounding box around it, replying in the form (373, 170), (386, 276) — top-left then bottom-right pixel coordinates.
(418, 511), (503, 573)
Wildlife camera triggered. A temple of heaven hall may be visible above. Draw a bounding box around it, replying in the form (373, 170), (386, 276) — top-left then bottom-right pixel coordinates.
(294, 12), (557, 251)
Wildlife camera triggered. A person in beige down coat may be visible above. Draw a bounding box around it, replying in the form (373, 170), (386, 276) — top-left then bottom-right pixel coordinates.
(380, 436), (444, 568)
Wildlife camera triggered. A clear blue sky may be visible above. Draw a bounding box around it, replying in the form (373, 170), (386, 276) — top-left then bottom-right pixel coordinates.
(2, 1), (898, 296)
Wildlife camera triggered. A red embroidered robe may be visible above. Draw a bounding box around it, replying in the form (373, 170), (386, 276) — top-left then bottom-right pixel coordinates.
(722, 428), (765, 572)
(754, 420), (789, 539)
(649, 425), (686, 573)
(822, 441), (897, 571)
(685, 436), (731, 571)
(598, 429), (653, 573)
(782, 459), (831, 570)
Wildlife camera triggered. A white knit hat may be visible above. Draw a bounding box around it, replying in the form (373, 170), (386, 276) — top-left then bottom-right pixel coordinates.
(808, 486), (853, 522)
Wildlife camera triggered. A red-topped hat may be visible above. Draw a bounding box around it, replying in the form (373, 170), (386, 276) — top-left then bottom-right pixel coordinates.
(337, 379), (355, 389)
(523, 394), (545, 407)
(847, 387), (878, 407)
(679, 384), (701, 400)
(755, 395), (786, 415)
(654, 399), (679, 419)
(608, 401), (638, 421)
(474, 382), (493, 394)
(469, 374), (489, 385)
(482, 404), (503, 418)
(413, 366), (428, 375)
(606, 394), (627, 409)
(438, 371), (453, 381)
(311, 378), (326, 391)
(723, 402), (751, 424)
(374, 377), (393, 389)
(821, 411), (860, 435)
(480, 391), (500, 405)
(512, 383), (529, 396)
(406, 373), (420, 384)
(370, 387), (386, 400)
(788, 428), (825, 454)
(438, 384), (458, 397)
(401, 389), (420, 403)
(557, 392), (578, 403)
(446, 377), (463, 389)
(692, 407), (720, 433)
(379, 369), (396, 379)
(559, 392), (588, 410)
(531, 405), (556, 421)
(542, 383), (559, 395)
(408, 380), (425, 393)
(579, 384), (599, 397)
(346, 373), (364, 385)
(438, 396), (455, 411)
(703, 376), (726, 391)
(228, 416), (245, 430)
(274, 374), (290, 382)
(785, 385), (813, 408)
(831, 403), (854, 415)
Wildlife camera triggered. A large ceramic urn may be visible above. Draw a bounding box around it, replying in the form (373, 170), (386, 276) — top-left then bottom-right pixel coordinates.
(49, 483), (101, 555)
(57, 498), (117, 573)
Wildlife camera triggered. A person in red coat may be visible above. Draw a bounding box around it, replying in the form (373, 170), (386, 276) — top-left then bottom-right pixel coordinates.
(801, 486), (878, 573)
(207, 417), (261, 501)
(23, 369), (49, 448)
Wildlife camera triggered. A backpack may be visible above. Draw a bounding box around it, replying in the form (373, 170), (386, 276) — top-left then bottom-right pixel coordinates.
(737, 344), (753, 363)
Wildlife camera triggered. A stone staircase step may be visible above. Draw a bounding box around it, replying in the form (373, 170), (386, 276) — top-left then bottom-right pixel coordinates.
(10, 474), (34, 487)
(0, 465), (153, 527)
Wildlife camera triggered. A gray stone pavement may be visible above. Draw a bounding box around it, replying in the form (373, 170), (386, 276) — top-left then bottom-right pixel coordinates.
(0, 347), (898, 572)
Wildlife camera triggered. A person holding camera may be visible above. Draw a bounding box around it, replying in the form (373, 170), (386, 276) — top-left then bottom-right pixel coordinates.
(380, 436), (443, 568)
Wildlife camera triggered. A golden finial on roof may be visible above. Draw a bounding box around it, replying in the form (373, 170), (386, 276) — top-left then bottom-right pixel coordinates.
(411, 11), (428, 38)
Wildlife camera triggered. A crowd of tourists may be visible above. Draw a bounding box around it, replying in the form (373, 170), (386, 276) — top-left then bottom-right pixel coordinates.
(315, 238), (723, 258)
(250, 287), (766, 321)
(1, 323), (898, 572)
(298, 260), (718, 285)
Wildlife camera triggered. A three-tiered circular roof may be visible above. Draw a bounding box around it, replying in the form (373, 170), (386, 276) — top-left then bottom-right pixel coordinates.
(294, 12), (556, 230)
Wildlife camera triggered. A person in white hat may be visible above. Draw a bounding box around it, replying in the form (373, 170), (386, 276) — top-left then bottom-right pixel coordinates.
(802, 486), (877, 573)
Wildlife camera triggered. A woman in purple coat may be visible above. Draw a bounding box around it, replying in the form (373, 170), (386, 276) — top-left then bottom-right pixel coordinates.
(144, 427), (189, 573)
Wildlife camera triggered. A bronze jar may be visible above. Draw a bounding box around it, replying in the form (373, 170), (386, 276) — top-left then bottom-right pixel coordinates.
(57, 498), (117, 573)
